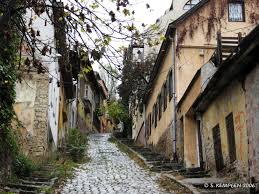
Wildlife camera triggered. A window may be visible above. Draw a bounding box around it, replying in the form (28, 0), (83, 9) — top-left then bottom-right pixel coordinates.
(147, 114), (151, 136)
(152, 105), (155, 125)
(225, 113), (237, 163)
(168, 70), (173, 100)
(146, 116), (149, 137)
(155, 103), (157, 127)
(228, 0), (245, 22)
(163, 82), (167, 111)
(183, 0), (201, 10)
(158, 94), (162, 120)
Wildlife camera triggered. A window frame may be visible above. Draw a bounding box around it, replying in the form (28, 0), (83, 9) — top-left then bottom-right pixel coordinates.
(228, 0), (245, 22)
(183, 0), (201, 10)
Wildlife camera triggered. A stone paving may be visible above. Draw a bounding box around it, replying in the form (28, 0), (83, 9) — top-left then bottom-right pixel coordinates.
(60, 133), (169, 194)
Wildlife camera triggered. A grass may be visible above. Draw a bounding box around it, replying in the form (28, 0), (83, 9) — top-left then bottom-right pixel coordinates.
(108, 136), (148, 169)
(158, 175), (193, 194)
(39, 153), (91, 194)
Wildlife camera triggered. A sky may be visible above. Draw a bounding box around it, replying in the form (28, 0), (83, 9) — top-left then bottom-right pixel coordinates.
(93, 0), (173, 72)
(132, 0), (173, 27)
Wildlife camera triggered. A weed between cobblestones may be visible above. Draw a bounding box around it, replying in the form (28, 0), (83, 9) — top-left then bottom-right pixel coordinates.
(108, 136), (148, 170)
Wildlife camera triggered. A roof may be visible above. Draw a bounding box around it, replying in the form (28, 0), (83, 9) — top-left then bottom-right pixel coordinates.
(193, 24), (259, 112)
(143, 0), (209, 104)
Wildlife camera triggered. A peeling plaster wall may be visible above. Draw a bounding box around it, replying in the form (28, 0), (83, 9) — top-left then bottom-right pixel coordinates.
(202, 80), (248, 179)
(14, 73), (49, 159)
(245, 62), (259, 183)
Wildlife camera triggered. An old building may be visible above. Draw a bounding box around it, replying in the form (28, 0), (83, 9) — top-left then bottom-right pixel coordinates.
(14, 5), (62, 159)
(77, 60), (109, 133)
(131, 0), (203, 146)
(136, 0), (259, 170)
(13, 1), (78, 160)
(193, 25), (259, 183)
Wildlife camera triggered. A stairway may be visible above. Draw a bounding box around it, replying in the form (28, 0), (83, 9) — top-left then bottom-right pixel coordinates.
(117, 138), (184, 173)
(221, 36), (241, 61)
(215, 31), (243, 65)
(2, 164), (57, 194)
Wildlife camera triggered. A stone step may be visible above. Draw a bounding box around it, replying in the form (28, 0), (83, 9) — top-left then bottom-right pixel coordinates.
(21, 176), (52, 182)
(19, 179), (51, 186)
(184, 173), (210, 178)
(5, 183), (42, 191)
(4, 187), (37, 194)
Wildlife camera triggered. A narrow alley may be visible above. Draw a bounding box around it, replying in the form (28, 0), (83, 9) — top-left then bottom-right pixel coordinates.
(60, 134), (168, 194)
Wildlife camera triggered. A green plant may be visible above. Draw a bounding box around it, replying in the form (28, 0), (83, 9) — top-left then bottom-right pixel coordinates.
(12, 153), (36, 177)
(66, 128), (88, 162)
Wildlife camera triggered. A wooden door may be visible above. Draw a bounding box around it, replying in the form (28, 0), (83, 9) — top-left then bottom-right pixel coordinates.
(213, 125), (224, 171)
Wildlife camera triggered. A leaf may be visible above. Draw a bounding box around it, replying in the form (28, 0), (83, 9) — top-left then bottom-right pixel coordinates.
(91, 49), (101, 61)
(160, 35), (166, 41)
(90, 3), (99, 9)
(109, 11), (116, 22)
(123, 9), (130, 16)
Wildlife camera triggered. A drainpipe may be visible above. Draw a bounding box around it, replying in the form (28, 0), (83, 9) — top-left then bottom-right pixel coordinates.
(170, 29), (177, 161)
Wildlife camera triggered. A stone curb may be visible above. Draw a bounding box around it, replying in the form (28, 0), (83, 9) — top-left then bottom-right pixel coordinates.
(162, 174), (201, 194)
(114, 136), (200, 194)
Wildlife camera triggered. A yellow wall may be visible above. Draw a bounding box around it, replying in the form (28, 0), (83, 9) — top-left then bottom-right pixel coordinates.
(177, 74), (202, 167)
(145, 44), (174, 156)
(202, 80), (248, 177)
(176, 0), (258, 103)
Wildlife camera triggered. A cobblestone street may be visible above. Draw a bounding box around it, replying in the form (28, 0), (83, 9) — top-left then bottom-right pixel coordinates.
(60, 134), (168, 194)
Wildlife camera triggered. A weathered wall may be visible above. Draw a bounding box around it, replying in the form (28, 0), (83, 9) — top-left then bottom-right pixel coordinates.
(145, 44), (174, 158)
(14, 73), (49, 159)
(202, 80), (248, 179)
(177, 74), (201, 168)
(176, 0), (258, 103)
(135, 123), (145, 146)
(245, 62), (259, 183)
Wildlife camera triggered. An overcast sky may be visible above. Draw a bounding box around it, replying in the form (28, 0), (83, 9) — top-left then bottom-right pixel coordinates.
(132, 0), (172, 27)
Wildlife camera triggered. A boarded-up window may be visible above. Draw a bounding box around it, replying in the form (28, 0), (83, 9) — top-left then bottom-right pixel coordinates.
(225, 113), (236, 163)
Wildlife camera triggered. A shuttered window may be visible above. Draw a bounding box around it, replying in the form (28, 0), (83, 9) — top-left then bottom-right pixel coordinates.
(225, 113), (237, 163)
(154, 103), (158, 128)
(149, 114), (152, 136)
(158, 94), (162, 120)
(163, 82), (167, 111)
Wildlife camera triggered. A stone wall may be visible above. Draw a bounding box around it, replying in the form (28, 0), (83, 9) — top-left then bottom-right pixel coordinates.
(14, 72), (49, 160)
